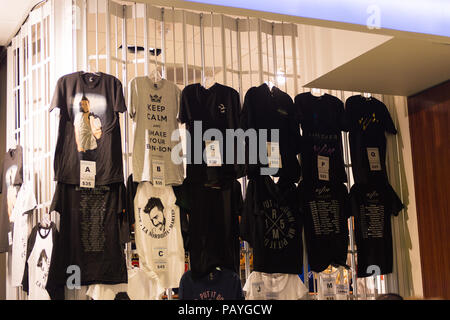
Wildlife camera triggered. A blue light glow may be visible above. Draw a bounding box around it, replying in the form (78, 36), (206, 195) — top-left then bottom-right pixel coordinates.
(188, 0), (450, 37)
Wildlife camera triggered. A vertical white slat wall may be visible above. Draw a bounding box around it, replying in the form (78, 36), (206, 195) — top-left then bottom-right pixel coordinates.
(6, 0), (410, 300)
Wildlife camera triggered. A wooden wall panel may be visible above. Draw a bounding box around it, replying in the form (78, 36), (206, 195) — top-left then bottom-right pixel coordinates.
(408, 80), (450, 299)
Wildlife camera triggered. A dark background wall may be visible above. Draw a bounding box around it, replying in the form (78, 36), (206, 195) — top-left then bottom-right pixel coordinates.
(0, 45), (7, 300)
(408, 80), (450, 300)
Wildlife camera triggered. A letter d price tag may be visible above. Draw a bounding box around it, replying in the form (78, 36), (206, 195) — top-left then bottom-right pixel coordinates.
(80, 160), (96, 189)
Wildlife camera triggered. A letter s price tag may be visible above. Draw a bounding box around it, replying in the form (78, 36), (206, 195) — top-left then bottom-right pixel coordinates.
(80, 160), (96, 189)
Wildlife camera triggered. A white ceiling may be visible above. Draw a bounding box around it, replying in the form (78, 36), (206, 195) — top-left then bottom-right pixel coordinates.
(0, 0), (41, 45)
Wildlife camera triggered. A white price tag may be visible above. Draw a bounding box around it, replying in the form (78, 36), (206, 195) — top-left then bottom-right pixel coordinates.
(205, 140), (222, 167)
(80, 160), (96, 189)
(367, 147), (381, 171)
(323, 278), (336, 299)
(8, 232), (12, 246)
(153, 247), (168, 272)
(267, 142), (282, 168)
(152, 160), (165, 187)
(318, 155), (330, 181)
(336, 284), (348, 295)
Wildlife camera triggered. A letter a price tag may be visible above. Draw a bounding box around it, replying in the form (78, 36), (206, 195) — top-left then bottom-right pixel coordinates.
(367, 147), (381, 171)
(152, 160), (165, 187)
(267, 142), (282, 168)
(80, 160), (96, 188)
(205, 140), (222, 167)
(317, 155), (329, 181)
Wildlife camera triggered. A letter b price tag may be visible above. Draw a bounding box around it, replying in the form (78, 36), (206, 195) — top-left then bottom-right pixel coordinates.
(152, 160), (165, 187)
(80, 160), (96, 189)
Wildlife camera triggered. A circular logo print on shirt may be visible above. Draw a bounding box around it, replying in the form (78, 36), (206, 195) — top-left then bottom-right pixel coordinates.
(139, 197), (175, 239)
(262, 199), (297, 250)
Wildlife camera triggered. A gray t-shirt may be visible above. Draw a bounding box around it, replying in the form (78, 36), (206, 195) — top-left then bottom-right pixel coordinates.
(0, 145), (23, 252)
(128, 77), (184, 185)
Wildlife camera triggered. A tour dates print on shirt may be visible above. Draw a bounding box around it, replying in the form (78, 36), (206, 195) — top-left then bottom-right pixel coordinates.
(79, 186), (108, 252)
(137, 197), (175, 239)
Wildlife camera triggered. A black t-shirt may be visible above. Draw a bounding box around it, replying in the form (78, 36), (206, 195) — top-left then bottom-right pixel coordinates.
(349, 183), (403, 277)
(294, 92), (348, 183)
(345, 95), (397, 184)
(298, 181), (350, 273)
(175, 179), (243, 279)
(179, 268), (244, 300)
(50, 72), (127, 185)
(124, 174), (138, 241)
(47, 183), (128, 289)
(240, 84), (301, 183)
(0, 145), (23, 252)
(179, 83), (244, 186)
(240, 175), (303, 274)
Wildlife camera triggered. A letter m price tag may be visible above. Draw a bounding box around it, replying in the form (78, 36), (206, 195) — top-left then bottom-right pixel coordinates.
(80, 160), (96, 189)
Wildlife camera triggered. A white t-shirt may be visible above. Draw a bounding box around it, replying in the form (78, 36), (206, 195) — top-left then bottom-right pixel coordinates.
(128, 77), (184, 185)
(127, 267), (165, 300)
(86, 283), (128, 300)
(134, 182), (185, 289)
(26, 226), (54, 300)
(10, 183), (37, 287)
(243, 272), (309, 300)
(317, 269), (349, 300)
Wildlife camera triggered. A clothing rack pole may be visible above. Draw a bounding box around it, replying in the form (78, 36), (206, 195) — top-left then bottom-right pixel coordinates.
(199, 13), (205, 87)
(143, 4), (149, 76)
(161, 8), (166, 80)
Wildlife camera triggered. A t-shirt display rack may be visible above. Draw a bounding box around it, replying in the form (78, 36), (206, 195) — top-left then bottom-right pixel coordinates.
(2, 0), (406, 300)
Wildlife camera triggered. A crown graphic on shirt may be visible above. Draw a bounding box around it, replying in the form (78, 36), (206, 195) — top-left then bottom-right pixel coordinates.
(150, 94), (162, 103)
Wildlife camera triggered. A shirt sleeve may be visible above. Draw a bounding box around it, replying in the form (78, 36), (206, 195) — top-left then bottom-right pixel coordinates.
(127, 78), (138, 120)
(389, 184), (404, 216)
(239, 88), (252, 131)
(22, 226), (38, 294)
(178, 86), (190, 124)
(381, 102), (398, 134)
(46, 224), (65, 300)
(293, 94), (305, 127)
(175, 85), (182, 122)
(49, 77), (67, 113)
(114, 78), (127, 113)
(14, 145), (24, 186)
(337, 98), (349, 132)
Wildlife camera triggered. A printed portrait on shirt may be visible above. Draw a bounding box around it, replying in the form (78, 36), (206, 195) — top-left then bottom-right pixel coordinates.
(138, 196), (175, 239)
(74, 94), (103, 153)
